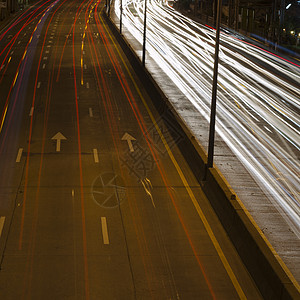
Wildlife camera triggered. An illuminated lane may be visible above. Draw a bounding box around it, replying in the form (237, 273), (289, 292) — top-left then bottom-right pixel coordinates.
(0, 0), (262, 298)
(114, 0), (300, 236)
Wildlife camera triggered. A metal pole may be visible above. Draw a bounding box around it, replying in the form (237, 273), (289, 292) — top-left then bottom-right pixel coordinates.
(204, 0), (222, 179)
(142, 0), (147, 66)
(6, 0), (9, 17)
(120, 0), (123, 34)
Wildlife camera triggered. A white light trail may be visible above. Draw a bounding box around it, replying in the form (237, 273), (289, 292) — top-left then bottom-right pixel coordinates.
(115, 0), (300, 235)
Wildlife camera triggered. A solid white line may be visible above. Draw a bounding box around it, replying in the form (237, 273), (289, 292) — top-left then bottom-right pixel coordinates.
(29, 107), (34, 116)
(89, 108), (93, 117)
(93, 148), (99, 163)
(0, 217), (5, 238)
(101, 217), (109, 245)
(16, 148), (23, 162)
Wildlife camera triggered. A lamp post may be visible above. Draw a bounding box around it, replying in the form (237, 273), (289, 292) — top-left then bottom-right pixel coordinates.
(204, 0), (222, 179)
(120, 0), (123, 34)
(142, 0), (147, 66)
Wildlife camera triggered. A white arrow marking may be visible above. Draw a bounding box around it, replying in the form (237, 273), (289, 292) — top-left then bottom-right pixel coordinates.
(51, 132), (67, 152)
(122, 133), (136, 152)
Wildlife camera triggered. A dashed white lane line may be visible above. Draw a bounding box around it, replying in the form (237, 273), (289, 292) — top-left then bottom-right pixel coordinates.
(29, 107), (34, 117)
(37, 82), (41, 89)
(0, 217), (5, 238)
(84, 64), (87, 70)
(42, 64), (46, 69)
(93, 148), (99, 163)
(89, 108), (93, 117)
(101, 217), (109, 245)
(86, 82), (89, 89)
(16, 148), (23, 163)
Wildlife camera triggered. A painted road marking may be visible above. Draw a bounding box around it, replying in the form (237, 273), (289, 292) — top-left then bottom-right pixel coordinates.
(86, 82), (89, 89)
(16, 148), (23, 163)
(89, 108), (93, 117)
(0, 217), (5, 238)
(43, 64), (46, 69)
(122, 133), (136, 152)
(29, 107), (34, 117)
(93, 149), (99, 163)
(51, 132), (67, 152)
(84, 64), (87, 70)
(101, 217), (109, 245)
(37, 82), (41, 89)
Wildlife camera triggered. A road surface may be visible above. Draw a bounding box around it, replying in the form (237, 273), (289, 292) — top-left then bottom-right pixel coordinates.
(0, 0), (262, 298)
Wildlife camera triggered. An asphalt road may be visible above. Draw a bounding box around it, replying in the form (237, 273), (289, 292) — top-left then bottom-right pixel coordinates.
(0, 0), (262, 298)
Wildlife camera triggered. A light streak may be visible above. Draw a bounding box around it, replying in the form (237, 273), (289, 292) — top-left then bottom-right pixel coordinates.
(115, 0), (300, 235)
